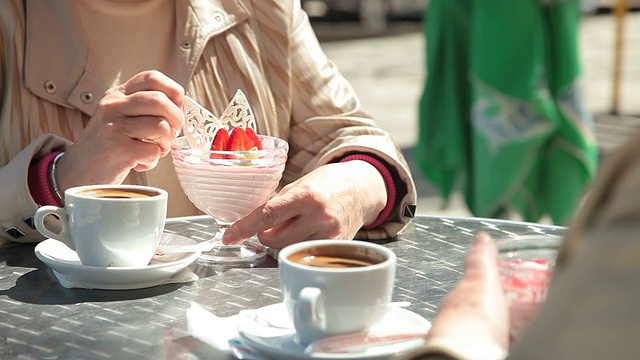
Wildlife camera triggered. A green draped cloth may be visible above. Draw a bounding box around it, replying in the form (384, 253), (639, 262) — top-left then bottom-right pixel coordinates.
(416, 0), (598, 225)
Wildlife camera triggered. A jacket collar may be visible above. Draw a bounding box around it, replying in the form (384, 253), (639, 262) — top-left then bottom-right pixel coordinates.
(24, 0), (250, 116)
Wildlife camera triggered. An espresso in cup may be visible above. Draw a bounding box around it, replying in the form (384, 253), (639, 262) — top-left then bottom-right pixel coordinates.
(77, 187), (161, 199)
(287, 244), (386, 268)
(279, 240), (396, 344)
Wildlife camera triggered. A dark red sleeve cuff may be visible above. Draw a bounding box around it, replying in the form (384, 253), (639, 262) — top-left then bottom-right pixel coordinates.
(28, 151), (64, 206)
(339, 154), (397, 229)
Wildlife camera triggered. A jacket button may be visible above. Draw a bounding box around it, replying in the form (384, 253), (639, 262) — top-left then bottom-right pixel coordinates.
(44, 81), (56, 94)
(181, 42), (191, 50)
(80, 92), (94, 104)
(212, 11), (224, 22)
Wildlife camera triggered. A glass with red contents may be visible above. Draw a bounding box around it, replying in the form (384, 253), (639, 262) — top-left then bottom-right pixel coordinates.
(496, 235), (563, 345)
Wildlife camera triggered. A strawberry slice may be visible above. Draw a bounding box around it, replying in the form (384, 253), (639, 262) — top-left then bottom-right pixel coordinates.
(210, 128), (229, 159)
(245, 128), (263, 150)
(228, 128), (257, 151)
(210, 128), (229, 151)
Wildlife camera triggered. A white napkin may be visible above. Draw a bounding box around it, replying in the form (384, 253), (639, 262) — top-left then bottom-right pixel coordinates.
(186, 302), (263, 360)
(53, 268), (199, 289)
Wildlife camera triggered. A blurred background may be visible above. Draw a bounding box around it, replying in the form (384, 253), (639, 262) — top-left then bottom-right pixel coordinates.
(304, 0), (640, 220)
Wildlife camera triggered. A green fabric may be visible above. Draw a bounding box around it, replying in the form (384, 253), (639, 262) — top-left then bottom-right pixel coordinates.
(416, 0), (598, 225)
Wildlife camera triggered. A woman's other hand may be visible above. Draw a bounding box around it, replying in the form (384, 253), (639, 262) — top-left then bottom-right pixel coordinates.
(221, 160), (387, 249)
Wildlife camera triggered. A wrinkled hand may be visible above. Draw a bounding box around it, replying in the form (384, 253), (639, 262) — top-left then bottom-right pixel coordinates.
(427, 232), (509, 351)
(221, 160), (387, 249)
(57, 70), (184, 191)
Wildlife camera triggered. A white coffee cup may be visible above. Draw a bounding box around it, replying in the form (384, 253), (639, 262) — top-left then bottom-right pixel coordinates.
(34, 184), (168, 268)
(278, 240), (396, 344)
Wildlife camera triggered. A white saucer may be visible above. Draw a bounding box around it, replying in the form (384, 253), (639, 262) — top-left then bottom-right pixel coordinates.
(34, 233), (201, 290)
(237, 303), (430, 360)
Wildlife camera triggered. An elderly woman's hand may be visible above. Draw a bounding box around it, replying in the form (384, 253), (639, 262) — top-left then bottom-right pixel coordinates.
(56, 70), (184, 191)
(221, 160), (387, 249)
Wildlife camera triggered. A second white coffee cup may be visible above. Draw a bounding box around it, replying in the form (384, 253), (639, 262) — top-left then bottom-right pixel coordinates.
(34, 184), (168, 268)
(278, 240), (396, 344)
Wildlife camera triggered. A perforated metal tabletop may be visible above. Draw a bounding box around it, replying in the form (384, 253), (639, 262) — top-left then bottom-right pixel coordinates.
(0, 215), (565, 359)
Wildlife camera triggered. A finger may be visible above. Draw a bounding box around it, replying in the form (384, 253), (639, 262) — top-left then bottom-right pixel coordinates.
(257, 208), (352, 248)
(134, 160), (159, 172)
(96, 113), (173, 156)
(118, 70), (184, 108)
(108, 136), (163, 172)
(221, 198), (302, 245)
(121, 116), (175, 155)
(118, 91), (184, 132)
(59, 131), (163, 187)
(256, 217), (318, 249)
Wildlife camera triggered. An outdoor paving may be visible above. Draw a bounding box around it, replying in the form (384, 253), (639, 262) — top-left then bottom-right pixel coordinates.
(313, 11), (640, 220)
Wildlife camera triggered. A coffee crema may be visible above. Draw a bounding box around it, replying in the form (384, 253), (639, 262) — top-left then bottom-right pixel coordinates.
(77, 187), (160, 199)
(287, 245), (386, 268)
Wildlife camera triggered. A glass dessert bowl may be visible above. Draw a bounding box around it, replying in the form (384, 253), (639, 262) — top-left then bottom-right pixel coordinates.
(171, 135), (289, 264)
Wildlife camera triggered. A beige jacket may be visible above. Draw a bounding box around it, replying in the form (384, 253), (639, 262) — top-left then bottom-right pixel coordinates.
(0, 0), (417, 244)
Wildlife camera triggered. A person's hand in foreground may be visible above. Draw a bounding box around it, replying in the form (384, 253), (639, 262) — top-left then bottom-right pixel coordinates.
(405, 232), (509, 360)
(221, 160), (387, 249)
(56, 70), (184, 192)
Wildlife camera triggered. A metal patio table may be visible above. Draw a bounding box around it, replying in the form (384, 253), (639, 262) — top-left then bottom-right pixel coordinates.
(0, 215), (565, 359)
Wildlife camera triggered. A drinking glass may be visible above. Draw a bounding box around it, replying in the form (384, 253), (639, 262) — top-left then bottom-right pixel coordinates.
(171, 135), (288, 263)
(496, 235), (562, 344)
